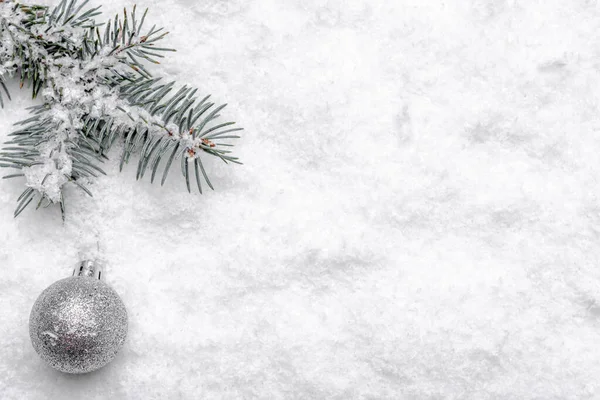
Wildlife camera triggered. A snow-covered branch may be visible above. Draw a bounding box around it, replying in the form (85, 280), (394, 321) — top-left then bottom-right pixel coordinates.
(0, 0), (242, 218)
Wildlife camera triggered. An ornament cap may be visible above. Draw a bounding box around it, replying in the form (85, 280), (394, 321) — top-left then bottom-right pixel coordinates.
(73, 260), (103, 280)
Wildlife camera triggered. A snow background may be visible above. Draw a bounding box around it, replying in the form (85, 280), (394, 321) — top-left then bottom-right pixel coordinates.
(1, 0), (600, 398)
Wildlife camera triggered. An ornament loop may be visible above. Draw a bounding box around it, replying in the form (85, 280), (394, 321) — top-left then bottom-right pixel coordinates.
(73, 260), (102, 280)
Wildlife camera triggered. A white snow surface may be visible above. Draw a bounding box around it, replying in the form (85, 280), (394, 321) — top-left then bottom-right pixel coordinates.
(1, 0), (600, 399)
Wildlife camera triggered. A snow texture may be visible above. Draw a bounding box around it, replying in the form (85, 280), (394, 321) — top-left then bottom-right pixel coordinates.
(1, 0), (600, 399)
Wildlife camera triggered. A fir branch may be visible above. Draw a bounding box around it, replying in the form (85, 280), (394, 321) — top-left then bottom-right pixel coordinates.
(0, 0), (242, 219)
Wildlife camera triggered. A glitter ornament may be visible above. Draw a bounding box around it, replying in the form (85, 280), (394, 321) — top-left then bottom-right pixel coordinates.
(29, 261), (128, 374)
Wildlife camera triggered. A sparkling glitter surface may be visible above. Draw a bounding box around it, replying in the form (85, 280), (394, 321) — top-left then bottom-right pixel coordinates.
(29, 277), (128, 374)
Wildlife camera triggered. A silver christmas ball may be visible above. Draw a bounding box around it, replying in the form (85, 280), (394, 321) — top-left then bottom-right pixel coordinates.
(29, 261), (128, 374)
